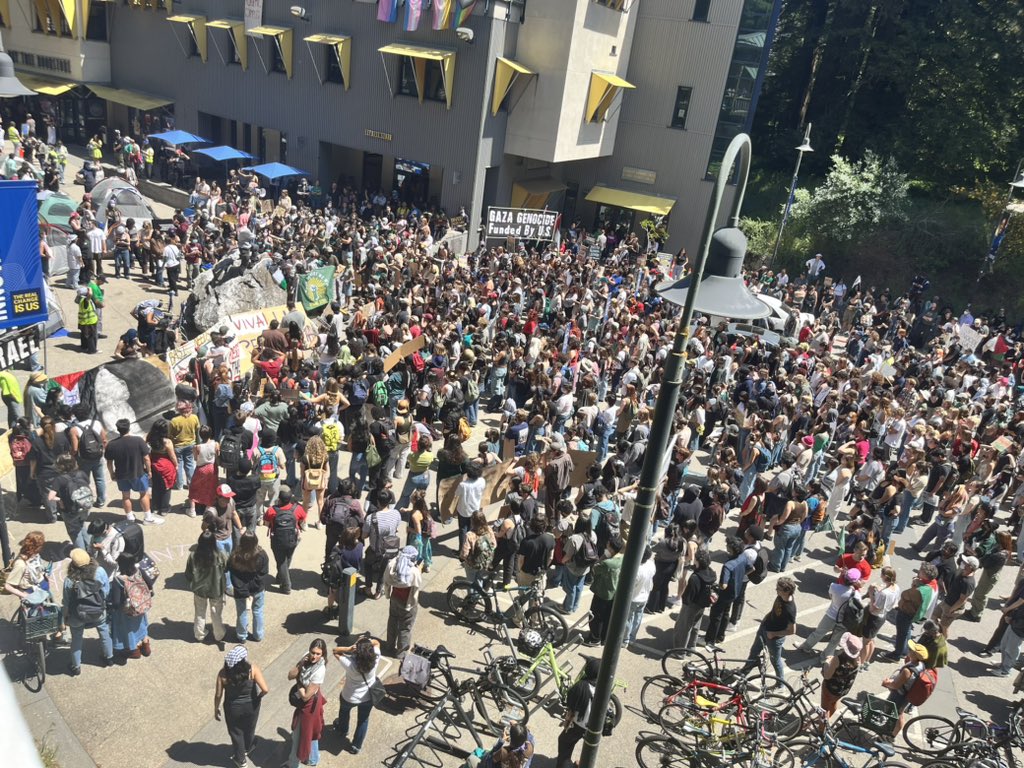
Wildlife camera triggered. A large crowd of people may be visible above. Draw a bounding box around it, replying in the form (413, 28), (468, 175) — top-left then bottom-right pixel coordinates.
(3, 123), (1024, 768)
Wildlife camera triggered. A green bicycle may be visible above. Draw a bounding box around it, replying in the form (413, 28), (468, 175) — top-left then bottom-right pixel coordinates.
(493, 630), (625, 727)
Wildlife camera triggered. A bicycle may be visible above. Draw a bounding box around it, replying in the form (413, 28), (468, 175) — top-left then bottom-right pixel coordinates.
(401, 644), (531, 737)
(10, 595), (61, 691)
(778, 698), (912, 768)
(661, 644), (794, 703)
(901, 701), (1024, 756)
(636, 713), (795, 768)
(490, 634), (626, 726)
(445, 573), (569, 646)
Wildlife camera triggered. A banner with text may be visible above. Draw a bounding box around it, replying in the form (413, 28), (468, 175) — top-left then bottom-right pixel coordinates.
(244, 0), (263, 31)
(485, 207), (560, 242)
(0, 181), (47, 331)
(0, 324), (40, 370)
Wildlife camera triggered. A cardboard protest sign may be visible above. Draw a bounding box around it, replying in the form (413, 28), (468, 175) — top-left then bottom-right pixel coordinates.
(384, 334), (428, 372)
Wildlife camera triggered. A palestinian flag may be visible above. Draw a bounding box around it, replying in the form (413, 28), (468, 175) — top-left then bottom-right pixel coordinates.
(53, 359), (176, 435)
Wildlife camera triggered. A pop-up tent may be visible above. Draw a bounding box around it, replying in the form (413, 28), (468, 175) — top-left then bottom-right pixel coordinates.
(242, 162), (309, 181)
(192, 145), (255, 162)
(149, 130), (210, 146)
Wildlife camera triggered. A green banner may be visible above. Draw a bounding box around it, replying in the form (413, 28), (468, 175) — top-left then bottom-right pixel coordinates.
(298, 266), (336, 313)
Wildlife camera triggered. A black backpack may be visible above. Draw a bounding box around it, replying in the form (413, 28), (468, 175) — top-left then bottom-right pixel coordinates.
(326, 497), (360, 528)
(748, 547), (770, 584)
(695, 572), (718, 608)
(77, 422), (103, 461)
(572, 534), (600, 568)
(507, 515), (527, 551)
(219, 431), (247, 475)
(72, 578), (106, 624)
(113, 520), (145, 563)
(840, 592), (867, 633)
(272, 505), (298, 549)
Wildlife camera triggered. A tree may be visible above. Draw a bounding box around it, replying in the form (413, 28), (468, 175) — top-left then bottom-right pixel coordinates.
(788, 151), (909, 241)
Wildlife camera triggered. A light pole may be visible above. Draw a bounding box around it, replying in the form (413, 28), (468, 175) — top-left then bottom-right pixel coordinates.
(0, 31), (32, 98)
(768, 123), (813, 269)
(577, 133), (769, 768)
(981, 161), (1024, 277)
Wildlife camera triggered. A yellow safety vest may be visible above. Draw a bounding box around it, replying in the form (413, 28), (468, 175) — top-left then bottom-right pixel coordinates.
(78, 296), (98, 326)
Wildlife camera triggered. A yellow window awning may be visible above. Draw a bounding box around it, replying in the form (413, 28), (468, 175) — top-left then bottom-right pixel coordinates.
(87, 84), (173, 111)
(511, 178), (566, 209)
(167, 14), (207, 63)
(16, 72), (78, 96)
(304, 33), (351, 90)
(586, 71), (635, 123)
(585, 184), (675, 216)
(379, 43), (455, 110)
(55, 0), (74, 32)
(492, 56), (535, 116)
(0, 0), (10, 29)
(207, 19), (247, 70)
(247, 25), (293, 79)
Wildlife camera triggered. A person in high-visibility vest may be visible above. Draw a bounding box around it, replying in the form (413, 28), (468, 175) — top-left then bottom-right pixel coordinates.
(6, 123), (20, 154)
(144, 144), (155, 179)
(76, 286), (100, 354)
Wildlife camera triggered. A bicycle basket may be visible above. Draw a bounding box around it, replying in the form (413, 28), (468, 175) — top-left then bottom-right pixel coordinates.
(859, 694), (900, 735)
(400, 651), (432, 689)
(22, 606), (60, 641)
(516, 629), (545, 657)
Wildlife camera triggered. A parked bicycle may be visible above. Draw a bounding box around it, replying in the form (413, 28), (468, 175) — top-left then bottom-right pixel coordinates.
(445, 574), (569, 646)
(901, 701), (1024, 756)
(778, 697), (912, 768)
(636, 712), (794, 768)
(11, 594), (61, 691)
(400, 644), (531, 736)
(490, 629), (626, 726)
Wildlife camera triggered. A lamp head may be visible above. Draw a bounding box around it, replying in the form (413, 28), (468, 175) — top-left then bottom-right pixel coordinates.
(656, 226), (771, 319)
(796, 138), (813, 153)
(1010, 171), (1024, 190)
(289, 6), (310, 21)
(0, 50), (33, 98)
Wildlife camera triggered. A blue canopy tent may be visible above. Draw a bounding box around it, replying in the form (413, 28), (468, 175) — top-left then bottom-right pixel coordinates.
(242, 162), (309, 180)
(149, 130), (210, 146)
(193, 145), (255, 162)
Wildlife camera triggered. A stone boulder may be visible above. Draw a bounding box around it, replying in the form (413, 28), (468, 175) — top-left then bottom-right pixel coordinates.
(182, 256), (287, 338)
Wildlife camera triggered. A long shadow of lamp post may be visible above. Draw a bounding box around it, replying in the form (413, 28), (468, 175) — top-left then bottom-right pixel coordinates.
(577, 132), (769, 768)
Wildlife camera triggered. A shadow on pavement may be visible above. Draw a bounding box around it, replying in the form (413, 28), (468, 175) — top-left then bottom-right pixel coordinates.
(147, 617), (201, 643)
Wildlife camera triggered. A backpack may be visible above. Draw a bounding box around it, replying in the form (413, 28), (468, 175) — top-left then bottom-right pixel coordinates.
(458, 417), (472, 442)
(469, 533), (495, 570)
(371, 379), (389, 407)
(219, 431), (246, 475)
(572, 533), (600, 569)
(327, 497), (360, 528)
(351, 378), (369, 404)
(257, 447), (278, 482)
(507, 515), (526, 551)
(10, 434), (31, 463)
(71, 578), (106, 624)
(130, 299), (161, 321)
(77, 422), (103, 461)
(906, 666), (938, 706)
(748, 548), (770, 584)
(839, 591), (868, 633)
(410, 351), (426, 373)
(271, 505), (299, 549)
(69, 479), (95, 515)
(431, 384), (447, 411)
(592, 410), (611, 438)
(121, 573), (153, 617)
(113, 520), (145, 563)
(465, 377), (480, 404)
(322, 548), (347, 586)
(695, 572), (718, 608)
(322, 421), (341, 452)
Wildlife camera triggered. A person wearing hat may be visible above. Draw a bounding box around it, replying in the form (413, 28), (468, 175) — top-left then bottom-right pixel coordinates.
(542, 433), (574, 519)
(882, 640), (934, 737)
(214, 643), (269, 768)
(821, 632), (863, 718)
(931, 554), (978, 638)
(105, 418), (163, 525)
(75, 283), (100, 354)
(63, 547), (114, 675)
(798, 566), (866, 661)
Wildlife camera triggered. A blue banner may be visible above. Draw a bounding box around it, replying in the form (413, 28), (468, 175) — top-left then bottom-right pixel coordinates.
(0, 181), (47, 331)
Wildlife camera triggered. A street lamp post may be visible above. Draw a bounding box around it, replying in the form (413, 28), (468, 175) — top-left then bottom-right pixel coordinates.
(577, 133), (768, 768)
(0, 31), (33, 98)
(768, 123), (813, 269)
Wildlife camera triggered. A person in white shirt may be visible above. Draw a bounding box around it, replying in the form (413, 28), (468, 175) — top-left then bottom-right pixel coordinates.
(86, 223), (106, 280)
(454, 461), (486, 551)
(806, 253), (826, 281)
(162, 235), (182, 295)
(624, 546), (656, 646)
(798, 569), (865, 661)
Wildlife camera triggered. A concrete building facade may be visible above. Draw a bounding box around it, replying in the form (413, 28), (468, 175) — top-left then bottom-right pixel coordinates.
(4, 0), (782, 252)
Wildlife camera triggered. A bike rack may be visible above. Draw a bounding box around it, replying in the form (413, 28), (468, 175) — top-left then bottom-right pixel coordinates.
(389, 688), (486, 768)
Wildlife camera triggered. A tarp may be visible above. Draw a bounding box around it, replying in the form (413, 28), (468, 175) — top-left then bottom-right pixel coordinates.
(242, 162), (310, 181)
(149, 130), (210, 146)
(193, 145), (255, 162)
(0, 181), (47, 331)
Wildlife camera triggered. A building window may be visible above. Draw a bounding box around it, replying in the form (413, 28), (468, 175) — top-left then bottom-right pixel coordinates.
(227, 31), (242, 65)
(86, 2), (108, 41)
(326, 49), (344, 85)
(670, 86), (692, 129)
(271, 41), (287, 74)
(693, 0), (711, 22)
(706, 0), (777, 177)
(592, 0), (626, 10)
(33, 7), (67, 36)
(397, 58), (447, 104)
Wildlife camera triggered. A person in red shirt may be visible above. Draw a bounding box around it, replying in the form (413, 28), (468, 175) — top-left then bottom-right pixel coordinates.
(263, 485), (306, 594)
(836, 541), (873, 584)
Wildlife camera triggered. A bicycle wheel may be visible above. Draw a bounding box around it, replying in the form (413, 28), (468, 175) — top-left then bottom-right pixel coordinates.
(917, 761), (964, 768)
(476, 685), (530, 736)
(661, 647), (713, 682)
(659, 698), (743, 750)
(636, 734), (692, 768)
(777, 738), (838, 767)
(416, 664), (449, 703)
(608, 693), (623, 727)
(641, 674), (684, 721)
(742, 673), (794, 712)
(901, 714), (959, 755)
(34, 639), (46, 686)
(490, 656), (541, 699)
(446, 581), (486, 623)
(523, 605), (568, 647)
